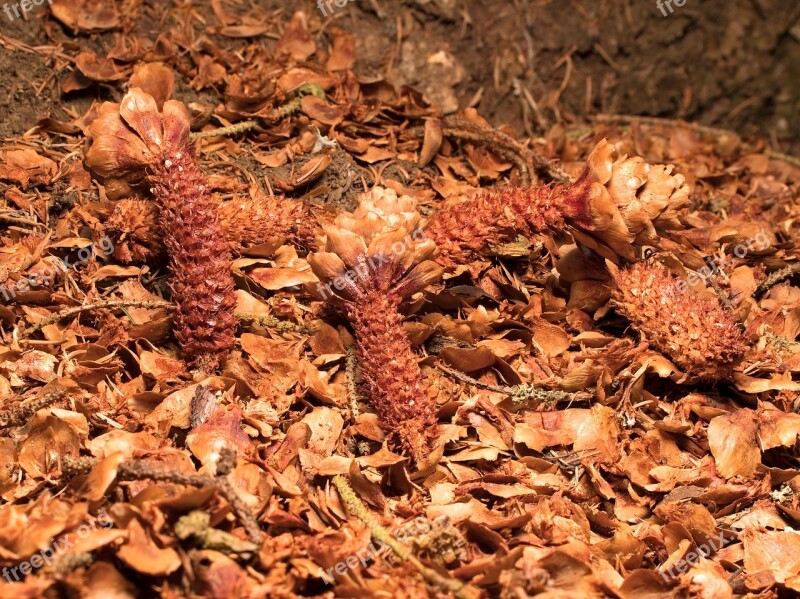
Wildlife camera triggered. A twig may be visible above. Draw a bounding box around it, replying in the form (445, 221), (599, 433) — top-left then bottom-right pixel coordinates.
(755, 263), (800, 298)
(21, 299), (312, 338)
(188, 83), (328, 142)
(594, 114), (800, 170)
(0, 389), (66, 431)
(404, 119), (573, 186)
(436, 362), (574, 406)
(345, 345), (361, 418)
(235, 312), (317, 335)
(63, 455), (264, 544)
(189, 120), (259, 141)
(212, 447), (265, 544)
(593, 113), (737, 139)
(22, 300), (172, 337)
(765, 149), (800, 169)
(705, 274), (736, 312)
(331, 475), (479, 599)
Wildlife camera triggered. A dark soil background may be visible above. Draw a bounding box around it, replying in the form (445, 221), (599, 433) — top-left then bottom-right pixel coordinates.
(1, 0), (799, 152)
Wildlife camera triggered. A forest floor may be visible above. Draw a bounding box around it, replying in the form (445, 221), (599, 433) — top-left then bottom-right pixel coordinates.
(1, 1), (800, 597)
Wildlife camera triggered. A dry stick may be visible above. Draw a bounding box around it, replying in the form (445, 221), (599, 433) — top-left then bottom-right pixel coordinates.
(345, 345), (361, 418)
(593, 113), (738, 139)
(63, 456), (264, 544)
(594, 114), (800, 169)
(331, 475), (480, 599)
(705, 273), (736, 313)
(755, 262), (800, 298)
(0, 389), (66, 431)
(189, 120), (259, 142)
(188, 84), (327, 142)
(405, 119), (573, 186)
(212, 447), (265, 545)
(20, 299), (311, 337)
(344, 346), (372, 456)
(436, 362), (574, 406)
(236, 312), (317, 335)
(22, 299), (173, 337)
(448, 118), (575, 183)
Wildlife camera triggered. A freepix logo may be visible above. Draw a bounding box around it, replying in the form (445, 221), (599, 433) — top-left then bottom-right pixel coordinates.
(3, 0), (53, 22)
(656, 0), (688, 16)
(2, 511), (114, 582)
(317, 0), (357, 18)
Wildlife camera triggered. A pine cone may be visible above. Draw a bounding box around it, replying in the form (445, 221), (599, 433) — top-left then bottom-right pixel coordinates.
(102, 194), (318, 265)
(425, 185), (567, 269)
(565, 140), (691, 260)
(98, 198), (162, 263)
(425, 140), (691, 267)
(220, 194), (317, 253)
(308, 187), (443, 462)
(85, 89), (236, 372)
(610, 261), (745, 380)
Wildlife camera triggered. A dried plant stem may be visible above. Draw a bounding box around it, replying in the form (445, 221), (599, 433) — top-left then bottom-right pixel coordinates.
(755, 262), (800, 298)
(444, 118), (573, 183)
(331, 475), (479, 599)
(765, 149), (800, 168)
(593, 113), (737, 139)
(595, 114), (800, 169)
(436, 363), (574, 406)
(0, 389), (66, 431)
(235, 312), (317, 335)
(64, 456), (264, 544)
(189, 120), (259, 141)
(22, 300), (172, 337)
(345, 345), (361, 418)
(188, 84), (327, 141)
(21, 299), (310, 338)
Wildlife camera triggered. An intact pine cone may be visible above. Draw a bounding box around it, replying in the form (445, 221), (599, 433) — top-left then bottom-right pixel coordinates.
(85, 89), (236, 372)
(610, 261), (745, 380)
(308, 187), (443, 462)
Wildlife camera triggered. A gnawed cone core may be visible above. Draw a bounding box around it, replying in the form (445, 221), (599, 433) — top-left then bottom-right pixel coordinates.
(84, 89), (236, 372)
(308, 187), (443, 462)
(425, 139), (691, 266)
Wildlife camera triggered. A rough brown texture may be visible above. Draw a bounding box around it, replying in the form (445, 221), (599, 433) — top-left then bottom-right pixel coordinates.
(425, 184), (569, 269)
(99, 194), (317, 264)
(150, 148), (237, 372)
(308, 188), (443, 462)
(350, 290), (438, 463)
(84, 89), (236, 371)
(220, 194), (317, 253)
(426, 140), (691, 266)
(98, 199), (161, 264)
(611, 261), (746, 380)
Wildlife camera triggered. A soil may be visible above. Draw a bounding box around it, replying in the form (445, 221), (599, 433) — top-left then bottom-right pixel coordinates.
(3, 0), (799, 152)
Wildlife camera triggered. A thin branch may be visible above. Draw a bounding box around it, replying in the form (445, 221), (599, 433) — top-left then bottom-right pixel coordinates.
(235, 312), (317, 335)
(436, 362), (575, 406)
(189, 120), (259, 141)
(21, 299), (312, 338)
(22, 300), (172, 337)
(346, 345), (361, 418)
(755, 263), (800, 298)
(63, 455), (264, 544)
(331, 475), (479, 599)
(0, 389), (66, 431)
